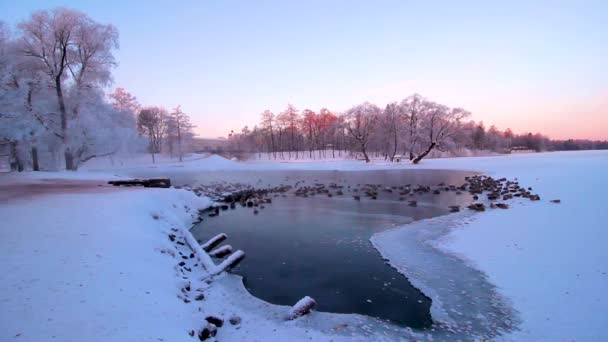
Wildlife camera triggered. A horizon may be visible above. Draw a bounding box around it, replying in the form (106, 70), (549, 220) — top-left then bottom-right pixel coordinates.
(1, 0), (606, 140)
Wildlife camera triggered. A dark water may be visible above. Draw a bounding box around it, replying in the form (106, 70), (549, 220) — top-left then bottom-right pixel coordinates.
(187, 169), (475, 328)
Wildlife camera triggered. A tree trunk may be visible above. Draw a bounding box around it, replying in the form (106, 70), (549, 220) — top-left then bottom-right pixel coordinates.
(31, 146), (39, 171)
(55, 76), (75, 170)
(177, 120), (183, 162)
(412, 142), (436, 164)
(360, 143), (370, 163)
(391, 130), (397, 162)
(10, 141), (24, 172)
(65, 148), (75, 170)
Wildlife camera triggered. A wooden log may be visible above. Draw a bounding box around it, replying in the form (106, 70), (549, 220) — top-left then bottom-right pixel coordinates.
(286, 296), (317, 320)
(201, 233), (227, 252)
(215, 250), (245, 272)
(107, 178), (171, 188)
(209, 245), (233, 258)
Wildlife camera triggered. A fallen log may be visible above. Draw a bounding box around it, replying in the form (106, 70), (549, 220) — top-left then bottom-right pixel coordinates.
(216, 250), (245, 272)
(287, 296), (317, 320)
(209, 245), (233, 258)
(108, 178), (171, 188)
(201, 233), (227, 252)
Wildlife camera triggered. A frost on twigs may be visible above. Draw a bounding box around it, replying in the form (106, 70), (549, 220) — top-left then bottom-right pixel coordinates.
(286, 296), (317, 320)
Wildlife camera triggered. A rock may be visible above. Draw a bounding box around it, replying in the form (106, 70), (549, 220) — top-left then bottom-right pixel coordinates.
(550, 199), (561, 203)
(473, 195), (479, 200)
(229, 316), (241, 325)
(408, 200), (417, 207)
(220, 205), (229, 211)
(449, 205), (460, 212)
(495, 203), (509, 209)
(253, 209), (259, 215)
(198, 324), (217, 341)
(529, 194), (541, 201)
(195, 293), (205, 301)
(353, 196), (361, 201)
(205, 315), (224, 327)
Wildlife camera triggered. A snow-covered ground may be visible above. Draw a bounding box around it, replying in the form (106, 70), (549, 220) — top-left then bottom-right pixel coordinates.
(371, 150), (608, 341)
(2, 150), (607, 341)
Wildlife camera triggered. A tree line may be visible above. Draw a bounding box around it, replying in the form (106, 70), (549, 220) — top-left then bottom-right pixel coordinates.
(228, 97), (607, 162)
(0, 8), (194, 171)
(2, 8), (605, 171)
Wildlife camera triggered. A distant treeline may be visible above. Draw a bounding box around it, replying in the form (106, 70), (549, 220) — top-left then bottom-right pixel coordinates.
(228, 96), (607, 162)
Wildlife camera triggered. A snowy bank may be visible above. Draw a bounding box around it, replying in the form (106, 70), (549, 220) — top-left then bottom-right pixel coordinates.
(0, 174), (417, 341)
(0, 183), (212, 341)
(4, 150), (607, 341)
(372, 150), (608, 341)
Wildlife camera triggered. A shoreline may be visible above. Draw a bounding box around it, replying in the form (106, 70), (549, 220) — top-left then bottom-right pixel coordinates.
(3, 150), (607, 340)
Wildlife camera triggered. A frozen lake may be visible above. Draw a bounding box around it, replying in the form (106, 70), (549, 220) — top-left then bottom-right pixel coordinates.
(171, 169), (476, 328)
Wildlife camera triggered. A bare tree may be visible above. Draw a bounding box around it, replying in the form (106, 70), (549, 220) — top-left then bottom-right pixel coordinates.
(168, 105), (194, 162)
(260, 110), (276, 158)
(109, 87), (139, 114)
(277, 104), (299, 159)
(399, 94), (427, 161)
(412, 104), (470, 163)
(382, 102), (400, 161)
(344, 102), (380, 163)
(137, 107), (167, 163)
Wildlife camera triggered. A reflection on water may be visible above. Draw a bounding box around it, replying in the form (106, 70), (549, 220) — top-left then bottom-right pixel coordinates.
(187, 169), (475, 328)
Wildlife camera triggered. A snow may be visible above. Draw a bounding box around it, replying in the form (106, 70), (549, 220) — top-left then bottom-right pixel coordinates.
(372, 150), (608, 341)
(0, 184), (211, 341)
(3, 150), (607, 341)
(0, 172), (415, 341)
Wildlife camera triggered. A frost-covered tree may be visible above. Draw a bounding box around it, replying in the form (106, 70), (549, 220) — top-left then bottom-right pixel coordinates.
(413, 102), (470, 163)
(277, 104), (299, 159)
(17, 8), (118, 170)
(166, 105), (194, 162)
(137, 106), (167, 163)
(259, 110), (276, 158)
(381, 102), (400, 161)
(109, 87), (140, 115)
(344, 102), (380, 163)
